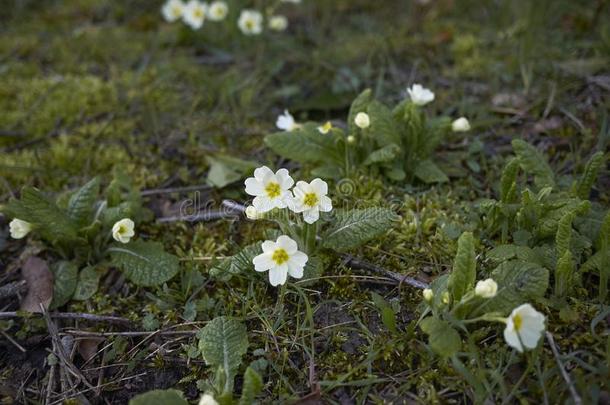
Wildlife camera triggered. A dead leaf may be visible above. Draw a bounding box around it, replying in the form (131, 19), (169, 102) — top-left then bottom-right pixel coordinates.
(20, 257), (54, 313)
(77, 337), (105, 362)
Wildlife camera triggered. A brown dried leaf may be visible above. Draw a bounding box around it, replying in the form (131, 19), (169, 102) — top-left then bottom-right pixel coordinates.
(77, 337), (105, 362)
(20, 257), (54, 312)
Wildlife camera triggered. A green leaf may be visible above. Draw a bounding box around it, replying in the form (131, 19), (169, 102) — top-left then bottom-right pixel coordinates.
(73, 265), (102, 300)
(363, 143), (401, 166)
(477, 261), (549, 315)
(109, 240), (179, 286)
(206, 154), (259, 188)
(500, 158), (520, 203)
(50, 261), (78, 308)
(555, 250), (575, 298)
(371, 292), (397, 332)
(366, 100), (401, 146)
(348, 89), (372, 134)
(264, 124), (342, 165)
(322, 208), (398, 251)
(420, 317), (461, 358)
(198, 317), (249, 392)
(67, 177), (100, 226)
(448, 232), (476, 302)
(414, 159), (449, 183)
(575, 151), (605, 199)
(555, 212), (575, 257)
(6, 187), (78, 241)
(210, 243), (261, 281)
(129, 389), (188, 405)
(239, 367), (263, 405)
(486, 244), (542, 266)
(511, 139), (555, 188)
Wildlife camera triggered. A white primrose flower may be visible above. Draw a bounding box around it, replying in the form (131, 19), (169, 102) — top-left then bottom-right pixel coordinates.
(503, 303), (545, 353)
(244, 166), (294, 213)
(112, 218), (135, 244)
(346, 135), (356, 144)
(452, 117), (471, 132)
(407, 83), (435, 106)
(207, 1), (228, 21)
(475, 278), (497, 298)
(423, 288), (434, 302)
(269, 15), (288, 31)
(289, 179), (332, 224)
(354, 112), (370, 129)
(276, 110), (300, 131)
(253, 235), (308, 286)
(9, 218), (32, 239)
(238, 9), (263, 35)
(198, 393), (219, 405)
(162, 0), (186, 22)
(318, 121), (332, 134)
(183, 0), (207, 29)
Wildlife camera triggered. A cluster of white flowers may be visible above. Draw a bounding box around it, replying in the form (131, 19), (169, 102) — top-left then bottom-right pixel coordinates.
(404, 83), (471, 132)
(162, 0), (296, 34)
(244, 165), (332, 286)
(244, 166), (332, 224)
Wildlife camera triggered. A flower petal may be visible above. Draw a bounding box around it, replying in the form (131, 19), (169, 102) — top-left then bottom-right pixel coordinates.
(276, 235), (298, 254)
(276, 168), (294, 189)
(310, 178), (328, 195)
(253, 166), (273, 182)
(269, 265), (288, 286)
(245, 177), (264, 196)
(318, 195), (332, 212)
(261, 240), (276, 253)
(253, 253), (274, 272)
(302, 208), (320, 224)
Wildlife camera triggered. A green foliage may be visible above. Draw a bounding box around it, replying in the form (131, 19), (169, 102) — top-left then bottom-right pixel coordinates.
(264, 123), (343, 166)
(198, 316), (249, 394)
(420, 317), (461, 358)
(322, 208), (398, 251)
(238, 367), (264, 405)
(73, 265), (102, 300)
(511, 139), (555, 188)
(448, 232), (476, 302)
(67, 177), (101, 226)
(109, 240), (180, 287)
(210, 243), (261, 281)
(371, 292), (397, 332)
(50, 261), (78, 309)
(206, 154), (259, 188)
(129, 389), (188, 405)
(575, 151), (605, 199)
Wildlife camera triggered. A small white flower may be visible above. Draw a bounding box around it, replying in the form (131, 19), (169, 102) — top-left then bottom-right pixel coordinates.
(276, 110), (300, 131)
(198, 393), (219, 405)
(354, 112), (370, 129)
(245, 205), (262, 220)
(269, 15), (288, 31)
(503, 303), (545, 353)
(112, 218), (135, 244)
(9, 218), (31, 239)
(475, 278), (497, 298)
(207, 1), (228, 21)
(183, 0), (207, 29)
(238, 9), (263, 35)
(452, 117), (471, 132)
(407, 83), (435, 106)
(162, 0), (186, 22)
(244, 166), (294, 213)
(289, 179), (333, 224)
(346, 135), (356, 144)
(423, 288), (434, 302)
(253, 235), (308, 286)
(317, 121), (332, 134)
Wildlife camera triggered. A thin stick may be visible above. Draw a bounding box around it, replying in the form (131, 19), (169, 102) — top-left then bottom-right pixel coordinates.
(341, 254), (429, 289)
(546, 332), (582, 405)
(0, 329), (26, 353)
(141, 184), (212, 196)
(62, 329), (197, 337)
(0, 280), (27, 299)
(0, 311), (132, 326)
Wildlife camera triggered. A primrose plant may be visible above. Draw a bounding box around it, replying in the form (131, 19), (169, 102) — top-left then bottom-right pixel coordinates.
(265, 84), (471, 184)
(419, 231), (548, 359)
(211, 165), (398, 285)
(3, 174), (179, 308)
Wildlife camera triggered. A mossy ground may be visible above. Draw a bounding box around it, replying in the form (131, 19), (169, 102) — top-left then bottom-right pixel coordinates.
(1, 0), (609, 403)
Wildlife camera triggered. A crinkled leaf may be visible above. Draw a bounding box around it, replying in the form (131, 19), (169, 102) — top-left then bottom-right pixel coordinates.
(477, 260), (549, 315)
(198, 317), (249, 391)
(500, 158), (520, 203)
(363, 143), (401, 166)
(206, 154), (259, 188)
(51, 261), (78, 309)
(575, 151), (605, 199)
(73, 265), (102, 300)
(512, 139), (555, 188)
(239, 366), (263, 405)
(414, 159), (449, 183)
(366, 100), (401, 146)
(322, 208), (399, 251)
(109, 240), (179, 286)
(264, 123), (342, 164)
(486, 244), (542, 265)
(210, 243), (261, 281)
(128, 389), (187, 405)
(555, 250), (575, 298)
(555, 212), (574, 257)
(67, 177), (100, 226)
(448, 232), (476, 301)
(420, 317), (461, 358)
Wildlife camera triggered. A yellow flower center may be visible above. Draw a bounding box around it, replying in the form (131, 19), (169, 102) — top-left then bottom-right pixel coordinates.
(265, 182), (281, 198)
(320, 121), (332, 133)
(303, 192), (319, 207)
(172, 6), (181, 16)
(513, 314), (523, 331)
(272, 248), (289, 265)
(194, 8), (203, 18)
(245, 20), (254, 30)
(118, 225), (127, 234)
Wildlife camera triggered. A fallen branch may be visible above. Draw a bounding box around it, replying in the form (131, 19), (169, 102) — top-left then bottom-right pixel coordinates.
(0, 311), (133, 326)
(546, 332), (582, 405)
(341, 254), (429, 289)
(141, 184), (212, 196)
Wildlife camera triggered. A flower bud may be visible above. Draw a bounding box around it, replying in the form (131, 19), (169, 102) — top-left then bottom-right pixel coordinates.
(475, 278), (497, 298)
(451, 117), (471, 132)
(354, 112), (370, 129)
